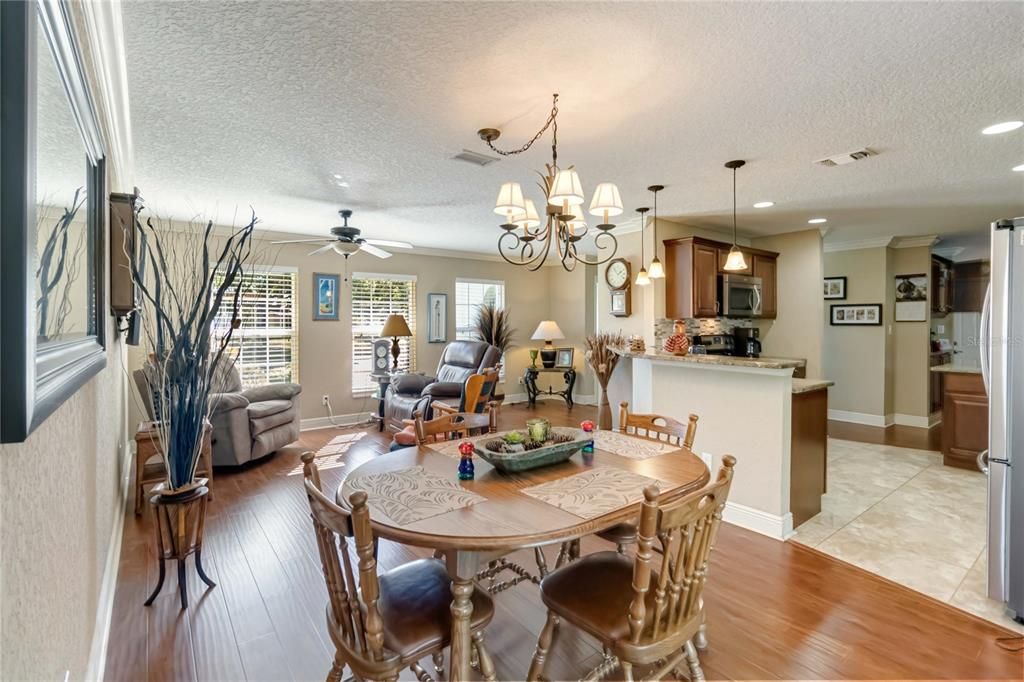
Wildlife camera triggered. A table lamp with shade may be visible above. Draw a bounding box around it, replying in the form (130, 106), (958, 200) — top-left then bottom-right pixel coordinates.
(531, 320), (565, 368)
(380, 314), (412, 370)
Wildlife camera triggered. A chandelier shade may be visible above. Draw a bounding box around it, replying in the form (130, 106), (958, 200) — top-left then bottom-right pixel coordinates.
(513, 198), (541, 229)
(494, 182), (526, 218)
(589, 182), (624, 219)
(549, 168), (585, 207)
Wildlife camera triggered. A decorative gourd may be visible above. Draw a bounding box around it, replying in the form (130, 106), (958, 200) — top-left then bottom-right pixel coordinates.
(662, 321), (691, 356)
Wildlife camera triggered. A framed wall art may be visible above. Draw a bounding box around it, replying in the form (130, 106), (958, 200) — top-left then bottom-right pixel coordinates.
(830, 304), (883, 326)
(427, 293), (447, 343)
(894, 273), (927, 322)
(823, 276), (847, 300)
(313, 273), (340, 320)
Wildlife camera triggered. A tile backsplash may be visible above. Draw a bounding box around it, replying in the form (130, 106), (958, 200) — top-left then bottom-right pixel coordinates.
(654, 318), (753, 349)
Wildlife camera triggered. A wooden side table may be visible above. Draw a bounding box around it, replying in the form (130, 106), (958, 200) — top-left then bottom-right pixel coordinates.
(144, 481), (216, 610)
(135, 421), (213, 515)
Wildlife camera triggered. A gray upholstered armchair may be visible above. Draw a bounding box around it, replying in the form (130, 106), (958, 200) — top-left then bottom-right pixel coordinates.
(383, 340), (501, 431)
(133, 358), (302, 467)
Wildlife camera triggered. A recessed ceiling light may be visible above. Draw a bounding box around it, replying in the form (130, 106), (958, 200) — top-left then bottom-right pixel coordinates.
(982, 121), (1023, 135)
(331, 173), (344, 179)
(1013, 163), (1024, 172)
(753, 201), (775, 208)
(334, 180), (350, 188)
(808, 218), (828, 224)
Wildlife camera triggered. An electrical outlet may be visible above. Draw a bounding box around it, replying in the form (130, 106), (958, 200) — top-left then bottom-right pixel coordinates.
(321, 394), (330, 406)
(937, 324), (945, 334)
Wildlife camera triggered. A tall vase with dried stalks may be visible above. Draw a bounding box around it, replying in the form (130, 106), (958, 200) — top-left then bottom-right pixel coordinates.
(474, 302), (515, 359)
(129, 207), (256, 495)
(585, 332), (626, 429)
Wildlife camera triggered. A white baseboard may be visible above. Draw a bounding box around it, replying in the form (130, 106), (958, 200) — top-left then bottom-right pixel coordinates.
(929, 410), (943, 428)
(301, 412), (378, 431)
(500, 392), (597, 406)
(723, 502), (794, 541)
(893, 413), (932, 429)
(827, 409), (890, 427)
(85, 439), (132, 681)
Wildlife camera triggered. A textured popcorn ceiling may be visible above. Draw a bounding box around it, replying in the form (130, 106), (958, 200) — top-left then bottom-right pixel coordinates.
(122, 1), (1024, 254)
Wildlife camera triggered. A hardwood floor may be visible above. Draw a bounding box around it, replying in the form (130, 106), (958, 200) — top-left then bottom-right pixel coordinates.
(106, 401), (1022, 681)
(828, 419), (943, 452)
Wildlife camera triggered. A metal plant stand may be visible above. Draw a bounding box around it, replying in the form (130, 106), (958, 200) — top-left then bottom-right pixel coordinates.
(144, 481), (215, 610)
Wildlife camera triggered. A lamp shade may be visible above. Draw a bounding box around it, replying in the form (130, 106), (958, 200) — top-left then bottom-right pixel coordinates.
(567, 206), (587, 231)
(513, 198), (541, 229)
(588, 182), (623, 217)
(494, 182), (526, 217)
(548, 168), (584, 207)
(635, 268), (651, 286)
(531, 320), (565, 341)
(648, 258), (665, 279)
(723, 246), (748, 272)
(380, 314), (412, 338)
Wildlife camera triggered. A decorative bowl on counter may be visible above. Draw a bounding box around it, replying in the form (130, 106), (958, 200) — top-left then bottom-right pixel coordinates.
(473, 427), (590, 473)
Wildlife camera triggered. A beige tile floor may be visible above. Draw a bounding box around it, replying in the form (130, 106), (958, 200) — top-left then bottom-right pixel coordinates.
(792, 438), (1024, 634)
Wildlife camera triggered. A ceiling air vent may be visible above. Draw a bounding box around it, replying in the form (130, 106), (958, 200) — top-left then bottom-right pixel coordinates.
(814, 147), (877, 167)
(452, 149), (499, 167)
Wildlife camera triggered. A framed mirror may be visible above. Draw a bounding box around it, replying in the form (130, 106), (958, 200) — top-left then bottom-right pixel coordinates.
(1, 0), (107, 442)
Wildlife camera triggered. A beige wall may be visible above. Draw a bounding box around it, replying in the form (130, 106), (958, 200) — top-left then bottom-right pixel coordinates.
(752, 229), (824, 378)
(128, 232), (596, 428)
(823, 247), (889, 417)
(891, 246), (932, 419)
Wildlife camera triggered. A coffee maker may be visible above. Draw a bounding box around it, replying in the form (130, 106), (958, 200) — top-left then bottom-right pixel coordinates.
(732, 327), (762, 358)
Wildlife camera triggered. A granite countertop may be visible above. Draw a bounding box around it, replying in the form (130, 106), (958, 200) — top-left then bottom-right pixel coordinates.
(930, 363), (983, 374)
(613, 348), (805, 370)
(792, 378), (834, 394)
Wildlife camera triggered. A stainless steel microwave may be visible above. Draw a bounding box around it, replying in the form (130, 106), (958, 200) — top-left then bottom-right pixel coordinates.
(718, 274), (763, 317)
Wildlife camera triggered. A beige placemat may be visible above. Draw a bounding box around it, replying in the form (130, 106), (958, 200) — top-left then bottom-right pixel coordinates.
(593, 430), (678, 459)
(426, 433), (496, 459)
(521, 467), (664, 519)
(341, 466), (485, 526)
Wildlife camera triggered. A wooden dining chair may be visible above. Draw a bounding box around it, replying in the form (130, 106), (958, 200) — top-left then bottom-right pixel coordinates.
(527, 455), (736, 682)
(301, 452), (497, 682)
(597, 403), (700, 553)
(412, 409), (497, 445)
(433, 367), (500, 418)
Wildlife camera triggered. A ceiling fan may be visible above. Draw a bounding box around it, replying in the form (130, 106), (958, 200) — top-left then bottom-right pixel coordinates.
(272, 209), (413, 259)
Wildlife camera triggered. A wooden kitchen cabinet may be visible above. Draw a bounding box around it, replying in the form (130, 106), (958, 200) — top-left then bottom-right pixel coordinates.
(931, 255), (954, 317)
(929, 352), (951, 413)
(664, 236), (778, 319)
(752, 253), (777, 319)
(953, 260), (990, 313)
(940, 370), (988, 470)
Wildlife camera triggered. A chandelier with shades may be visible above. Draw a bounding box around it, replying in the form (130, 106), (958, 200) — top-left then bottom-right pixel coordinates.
(479, 94), (624, 271)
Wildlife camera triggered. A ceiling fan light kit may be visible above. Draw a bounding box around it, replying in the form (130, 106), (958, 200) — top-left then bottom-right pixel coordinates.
(271, 209), (413, 270)
(479, 94), (623, 271)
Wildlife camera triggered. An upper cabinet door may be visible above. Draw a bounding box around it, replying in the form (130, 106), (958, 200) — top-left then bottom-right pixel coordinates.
(694, 244), (720, 317)
(752, 254), (777, 319)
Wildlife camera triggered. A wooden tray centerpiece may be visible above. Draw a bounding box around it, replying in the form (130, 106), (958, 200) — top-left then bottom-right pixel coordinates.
(474, 427), (590, 473)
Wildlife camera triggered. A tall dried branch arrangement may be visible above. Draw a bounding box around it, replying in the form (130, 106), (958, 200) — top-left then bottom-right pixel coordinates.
(474, 303), (516, 354)
(129, 207), (257, 491)
(585, 332), (626, 428)
(35, 188), (86, 340)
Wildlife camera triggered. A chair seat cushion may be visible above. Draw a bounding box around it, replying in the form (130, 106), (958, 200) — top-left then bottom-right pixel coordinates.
(377, 559), (494, 659)
(596, 522), (638, 546)
(246, 399), (291, 420)
(540, 551), (657, 644)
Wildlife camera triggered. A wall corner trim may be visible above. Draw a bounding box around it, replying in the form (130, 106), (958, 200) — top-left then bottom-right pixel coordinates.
(722, 502), (793, 540)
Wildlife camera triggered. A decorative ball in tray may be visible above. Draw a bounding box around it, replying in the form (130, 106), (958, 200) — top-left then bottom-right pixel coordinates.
(474, 426), (590, 473)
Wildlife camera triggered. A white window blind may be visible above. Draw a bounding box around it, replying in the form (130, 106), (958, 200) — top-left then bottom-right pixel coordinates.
(212, 267), (298, 388)
(351, 273), (416, 393)
(455, 279), (506, 341)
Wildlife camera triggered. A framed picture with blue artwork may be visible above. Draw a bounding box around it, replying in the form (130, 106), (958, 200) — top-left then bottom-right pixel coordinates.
(427, 293), (447, 343)
(313, 273), (340, 320)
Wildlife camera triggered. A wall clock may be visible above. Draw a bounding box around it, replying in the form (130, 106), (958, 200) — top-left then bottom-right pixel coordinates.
(605, 258), (632, 317)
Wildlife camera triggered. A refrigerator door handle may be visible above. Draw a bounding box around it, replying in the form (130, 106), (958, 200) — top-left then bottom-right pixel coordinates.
(977, 448), (989, 474)
(980, 282), (992, 396)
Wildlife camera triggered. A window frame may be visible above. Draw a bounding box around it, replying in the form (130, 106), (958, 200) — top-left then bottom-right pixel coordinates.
(455, 277), (506, 341)
(351, 271), (417, 396)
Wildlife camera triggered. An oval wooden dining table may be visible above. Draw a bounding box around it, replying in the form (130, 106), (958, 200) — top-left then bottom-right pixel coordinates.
(337, 437), (710, 681)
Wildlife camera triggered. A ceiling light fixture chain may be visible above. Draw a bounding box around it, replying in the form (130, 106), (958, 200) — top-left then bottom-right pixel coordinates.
(481, 94), (622, 271)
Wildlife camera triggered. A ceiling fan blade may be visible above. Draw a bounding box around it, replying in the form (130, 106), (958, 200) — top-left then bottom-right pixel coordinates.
(273, 238), (332, 244)
(308, 243), (337, 256)
(359, 243), (392, 259)
(363, 238), (413, 249)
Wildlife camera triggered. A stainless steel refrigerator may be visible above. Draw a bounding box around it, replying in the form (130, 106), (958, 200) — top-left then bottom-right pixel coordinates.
(981, 216), (1024, 624)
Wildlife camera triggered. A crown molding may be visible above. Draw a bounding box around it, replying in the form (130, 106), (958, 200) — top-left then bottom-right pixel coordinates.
(823, 236), (894, 253)
(891, 234), (939, 249)
(932, 246), (966, 260)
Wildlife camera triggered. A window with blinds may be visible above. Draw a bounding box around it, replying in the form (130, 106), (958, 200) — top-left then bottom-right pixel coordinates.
(351, 273), (416, 393)
(455, 279), (506, 340)
(211, 268), (298, 388)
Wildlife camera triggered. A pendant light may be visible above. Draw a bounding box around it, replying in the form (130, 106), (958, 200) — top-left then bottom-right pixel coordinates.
(723, 160), (748, 272)
(635, 207), (651, 286)
(647, 184), (665, 279)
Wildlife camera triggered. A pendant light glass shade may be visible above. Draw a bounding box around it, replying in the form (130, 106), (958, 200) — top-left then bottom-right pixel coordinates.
(513, 198), (541, 229)
(723, 245), (748, 272)
(549, 168), (584, 206)
(635, 267), (651, 286)
(648, 258), (665, 279)
(494, 182), (526, 217)
(588, 182), (623, 218)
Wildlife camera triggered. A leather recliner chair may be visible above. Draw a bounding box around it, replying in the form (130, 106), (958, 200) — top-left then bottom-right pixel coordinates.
(383, 340), (501, 432)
